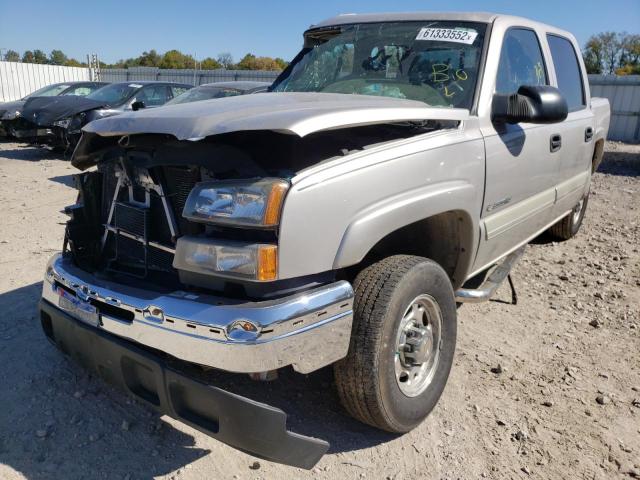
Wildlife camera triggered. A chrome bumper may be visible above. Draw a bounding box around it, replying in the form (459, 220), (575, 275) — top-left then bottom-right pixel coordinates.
(42, 254), (354, 374)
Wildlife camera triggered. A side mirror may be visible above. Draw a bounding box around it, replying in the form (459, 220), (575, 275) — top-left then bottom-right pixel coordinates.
(492, 85), (568, 124)
(131, 100), (146, 111)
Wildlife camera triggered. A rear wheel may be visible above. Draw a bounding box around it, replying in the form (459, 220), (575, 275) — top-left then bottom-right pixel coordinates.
(334, 255), (457, 433)
(549, 191), (589, 240)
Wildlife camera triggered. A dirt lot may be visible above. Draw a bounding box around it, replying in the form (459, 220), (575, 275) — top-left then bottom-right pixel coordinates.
(0, 140), (638, 480)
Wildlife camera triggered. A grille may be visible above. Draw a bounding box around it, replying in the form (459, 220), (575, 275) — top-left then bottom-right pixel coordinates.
(98, 163), (201, 280)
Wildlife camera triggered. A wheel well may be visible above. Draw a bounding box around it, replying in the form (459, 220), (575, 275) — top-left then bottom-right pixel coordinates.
(592, 138), (605, 173)
(351, 211), (473, 288)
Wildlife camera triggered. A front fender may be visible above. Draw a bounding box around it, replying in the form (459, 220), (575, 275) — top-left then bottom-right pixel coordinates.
(333, 180), (479, 269)
(277, 127), (485, 280)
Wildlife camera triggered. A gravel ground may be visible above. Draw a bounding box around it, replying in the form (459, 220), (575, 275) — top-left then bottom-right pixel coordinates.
(0, 140), (638, 480)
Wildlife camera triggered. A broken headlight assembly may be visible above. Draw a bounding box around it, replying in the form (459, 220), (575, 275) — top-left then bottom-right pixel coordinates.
(182, 178), (289, 228)
(53, 117), (71, 129)
(1, 110), (20, 120)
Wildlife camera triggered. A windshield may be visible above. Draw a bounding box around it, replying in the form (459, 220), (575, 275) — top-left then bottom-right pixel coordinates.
(166, 86), (243, 105)
(272, 21), (487, 108)
(23, 84), (71, 99)
(86, 83), (140, 105)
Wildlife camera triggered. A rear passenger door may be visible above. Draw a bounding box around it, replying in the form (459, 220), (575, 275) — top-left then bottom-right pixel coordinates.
(545, 34), (594, 217)
(474, 27), (559, 272)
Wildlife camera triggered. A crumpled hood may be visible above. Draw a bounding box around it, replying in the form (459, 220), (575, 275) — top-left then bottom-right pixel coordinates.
(83, 92), (469, 139)
(21, 96), (108, 126)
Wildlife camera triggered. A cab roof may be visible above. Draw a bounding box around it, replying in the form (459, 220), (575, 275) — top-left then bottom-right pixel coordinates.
(308, 12), (562, 34)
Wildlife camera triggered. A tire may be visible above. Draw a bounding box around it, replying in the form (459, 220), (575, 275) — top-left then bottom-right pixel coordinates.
(549, 191), (589, 240)
(334, 255), (457, 433)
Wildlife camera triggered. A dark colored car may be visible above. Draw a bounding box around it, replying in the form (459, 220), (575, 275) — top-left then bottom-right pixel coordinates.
(12, 81), (192, 149)
(0, 81), (107, 137)
(164, 81), (270, 105)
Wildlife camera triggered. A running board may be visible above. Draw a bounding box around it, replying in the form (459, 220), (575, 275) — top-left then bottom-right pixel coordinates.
(455, 246), (526, 303)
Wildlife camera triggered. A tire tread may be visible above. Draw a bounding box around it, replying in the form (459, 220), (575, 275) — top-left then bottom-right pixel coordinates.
(335, 255), (432, 431)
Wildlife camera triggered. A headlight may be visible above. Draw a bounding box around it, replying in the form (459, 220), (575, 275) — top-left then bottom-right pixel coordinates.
(53, 117), (71, 129)
(173, 236), (278, 281)
(182, 178), (289, 227)
(1, 110), (20, 120)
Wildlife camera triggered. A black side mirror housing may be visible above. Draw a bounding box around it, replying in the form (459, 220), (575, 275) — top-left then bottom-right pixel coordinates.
(492, 85), (568, 124)
(131, 100), (146, 111)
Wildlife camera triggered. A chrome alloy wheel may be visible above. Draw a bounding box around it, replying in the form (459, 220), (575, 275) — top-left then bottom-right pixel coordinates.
(572, 198), (585, 225)
(394, 294), (442, 397)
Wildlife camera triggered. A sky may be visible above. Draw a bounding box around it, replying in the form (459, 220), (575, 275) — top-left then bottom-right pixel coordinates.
(0, 0), (639, 64)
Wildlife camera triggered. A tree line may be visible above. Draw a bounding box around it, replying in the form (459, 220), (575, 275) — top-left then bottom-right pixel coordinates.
(1, 49), (288, 71)
(583, 32), (640, 75)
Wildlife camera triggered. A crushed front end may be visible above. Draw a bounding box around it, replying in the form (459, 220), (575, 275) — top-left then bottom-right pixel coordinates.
(40, 134), (355, 468)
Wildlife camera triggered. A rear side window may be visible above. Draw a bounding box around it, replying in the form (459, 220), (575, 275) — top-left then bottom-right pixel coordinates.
(170, 86), (189, 98)
(496, 28), (548, 94)
(547, 34), (585, 111)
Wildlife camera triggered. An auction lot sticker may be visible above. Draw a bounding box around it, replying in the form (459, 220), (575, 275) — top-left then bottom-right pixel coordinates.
(416, 28), (478, 44)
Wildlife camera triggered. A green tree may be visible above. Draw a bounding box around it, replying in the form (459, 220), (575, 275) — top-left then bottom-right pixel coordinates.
(274, 57), (288, 70)
(217, 52), (234, 69)
(22, 50), (34, 63)
(235, 53), (284, 71)
(3, 49), (20, 62)
(32, 49), (48, 64)
(139, 49), (161, 67)
(584, 32), (622, 74)
(64, 58), (84, 67)
(619, 33), (640, 67)
(49, 49), (68, 65)
(235, 53), (256, 70)
(200, 57), (222, 70)
(160, 49), (195, 69)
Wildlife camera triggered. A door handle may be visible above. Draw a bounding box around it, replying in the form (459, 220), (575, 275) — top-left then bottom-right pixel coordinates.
(585, 127), (594, 142)
(550, 134), (562, 153)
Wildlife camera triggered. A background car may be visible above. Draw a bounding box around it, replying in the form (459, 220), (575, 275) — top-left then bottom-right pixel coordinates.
(164, 81), (270, 105)
(0, 81), (108, 137)
(12, 81), (192, 150)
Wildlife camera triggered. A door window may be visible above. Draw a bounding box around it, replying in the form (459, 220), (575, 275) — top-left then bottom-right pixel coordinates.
(547, 34), (585, 111)
(138, 85), (171, 106)
(496, 29), (547, 94)
(62, 86), (92, 96)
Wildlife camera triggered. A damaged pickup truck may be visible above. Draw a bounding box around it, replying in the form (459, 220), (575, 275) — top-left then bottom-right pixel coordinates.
(39, 12), (610, 469)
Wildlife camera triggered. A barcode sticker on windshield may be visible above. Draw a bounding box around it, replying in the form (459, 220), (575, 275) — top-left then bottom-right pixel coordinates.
(416, 28), (478, 44)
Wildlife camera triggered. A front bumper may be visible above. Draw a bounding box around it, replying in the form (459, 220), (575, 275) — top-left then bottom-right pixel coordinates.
(12, 124), (66, 146)
(43, 254), (354, 374)
(39, 299), (329, 468)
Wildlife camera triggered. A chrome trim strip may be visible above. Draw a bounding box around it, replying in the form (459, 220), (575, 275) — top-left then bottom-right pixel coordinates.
(43, 254), (354, 374)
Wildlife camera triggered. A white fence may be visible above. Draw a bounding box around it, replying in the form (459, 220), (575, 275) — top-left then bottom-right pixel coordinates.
(589, 75), (640, 143)
(1, 61), (638, 142)
(0, 61), (90, 102)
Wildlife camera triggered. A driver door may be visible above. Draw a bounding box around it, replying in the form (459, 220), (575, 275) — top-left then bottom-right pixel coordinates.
(473, 27), (559, 272)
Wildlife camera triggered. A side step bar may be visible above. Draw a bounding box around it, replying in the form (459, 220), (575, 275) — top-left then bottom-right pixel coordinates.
(455, 246), (526, 303)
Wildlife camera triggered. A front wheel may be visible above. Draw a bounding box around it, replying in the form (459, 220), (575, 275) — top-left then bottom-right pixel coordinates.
(334, 255), (457, 433)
